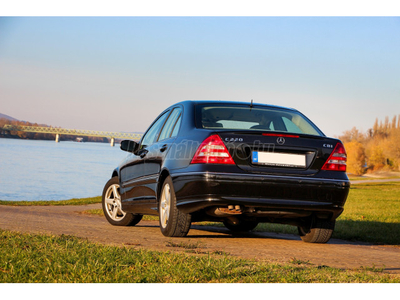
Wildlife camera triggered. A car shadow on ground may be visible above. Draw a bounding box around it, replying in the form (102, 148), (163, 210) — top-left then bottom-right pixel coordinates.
(134, 220), (399, 246)
(189, 220), (400, 246)
(186, 224), (365, 245)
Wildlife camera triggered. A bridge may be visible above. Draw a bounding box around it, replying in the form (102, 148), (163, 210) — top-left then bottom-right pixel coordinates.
(2, 124), (143, 146)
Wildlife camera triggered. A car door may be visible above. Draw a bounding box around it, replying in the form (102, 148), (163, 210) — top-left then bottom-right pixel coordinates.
(119, 110), (169, 203)
(142, 106), (183, 199)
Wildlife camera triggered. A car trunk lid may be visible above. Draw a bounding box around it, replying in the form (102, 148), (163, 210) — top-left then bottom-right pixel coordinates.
(217, 131), (340, 176)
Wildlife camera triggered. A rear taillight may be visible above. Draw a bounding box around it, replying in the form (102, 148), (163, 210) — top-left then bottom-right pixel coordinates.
(191, 134), (235, 165)
(321, 143), (347, 172)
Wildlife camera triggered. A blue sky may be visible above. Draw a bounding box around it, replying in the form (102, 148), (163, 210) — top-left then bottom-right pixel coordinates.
(0, 16), (399, 137)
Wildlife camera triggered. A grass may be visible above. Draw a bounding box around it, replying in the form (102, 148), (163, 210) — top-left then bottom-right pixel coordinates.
(0, 230), (398, 283)
(334, 182), (400, 244)
(348, 176), (400, 181)
(166, 240), (204, 249)
(347, 171), (400, 181)
(252, 181), (400, 245)
(0, 196), (101, 206)
(81, 208), (159, 221)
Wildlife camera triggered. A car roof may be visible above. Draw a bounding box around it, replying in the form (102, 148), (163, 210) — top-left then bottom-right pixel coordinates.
(174, 100), (299, 112)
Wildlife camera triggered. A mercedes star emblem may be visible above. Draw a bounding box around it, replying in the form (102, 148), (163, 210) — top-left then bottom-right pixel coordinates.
(277, 137), (285, 145)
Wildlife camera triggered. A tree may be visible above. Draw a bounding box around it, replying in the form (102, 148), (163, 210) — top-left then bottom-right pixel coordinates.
(398, 114), (400, 129)
(384, 116), (390, 131)
(391, 115), (397, 130)
(339, 127), (364, 143)
(344, 141), (366, 175)
(368, 144), (386, 171)
(383, 128), (400, 170)
(373, 118), (379, 136)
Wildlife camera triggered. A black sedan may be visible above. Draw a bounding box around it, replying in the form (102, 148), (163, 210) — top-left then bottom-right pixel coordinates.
(102, 100), (350, 243)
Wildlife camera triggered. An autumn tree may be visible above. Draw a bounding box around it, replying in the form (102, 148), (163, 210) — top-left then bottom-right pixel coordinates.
(382, 127), (400, 170)
(340, 114), (400, 173)
(368, 145), (386, 170)
(391, 115), (397, 130)
(344, 141), (366, 175)
(339, 127), (365, 143)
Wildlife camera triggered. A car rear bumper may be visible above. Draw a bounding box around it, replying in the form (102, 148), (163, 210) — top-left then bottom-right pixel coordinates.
(171, 171), (350, 220)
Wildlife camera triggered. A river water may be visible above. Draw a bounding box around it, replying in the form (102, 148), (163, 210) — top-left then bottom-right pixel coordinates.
(0, 138), (128, 201)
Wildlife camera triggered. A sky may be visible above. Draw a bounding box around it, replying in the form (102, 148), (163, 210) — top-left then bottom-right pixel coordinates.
(0, 14), (399, 137)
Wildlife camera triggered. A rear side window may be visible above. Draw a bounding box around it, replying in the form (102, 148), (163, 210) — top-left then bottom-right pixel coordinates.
(197, 105), (323, 136)
(170, 114), (181, 138)
(158, 107), (182, 141)
(140, 111), (169, 149)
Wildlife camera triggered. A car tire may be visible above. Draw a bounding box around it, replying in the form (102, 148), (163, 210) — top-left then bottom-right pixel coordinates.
(159, 176), (191, 237)
(223, 219), (259, 232)
(102, 177), (143, 226)
(298, 219), (335, 243)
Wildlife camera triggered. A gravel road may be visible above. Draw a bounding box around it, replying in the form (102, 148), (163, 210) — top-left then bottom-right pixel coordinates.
(351, 178), (400, 184)
(1, 203), (399, 274)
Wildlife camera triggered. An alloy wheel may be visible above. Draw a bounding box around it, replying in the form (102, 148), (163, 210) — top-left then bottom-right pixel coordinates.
(160, 183), (171, 228)
(104, 183), (126, 221)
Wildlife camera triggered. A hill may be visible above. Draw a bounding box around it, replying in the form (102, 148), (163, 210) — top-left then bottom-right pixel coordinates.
(0, 113), (19, 122)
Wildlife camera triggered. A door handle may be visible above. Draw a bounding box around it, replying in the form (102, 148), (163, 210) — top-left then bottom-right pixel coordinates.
(160, 144), (168, 152)
(139, 150), (148, 158)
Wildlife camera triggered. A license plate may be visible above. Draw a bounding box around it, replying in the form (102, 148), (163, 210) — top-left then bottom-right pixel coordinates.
(252, 151), (306, 168)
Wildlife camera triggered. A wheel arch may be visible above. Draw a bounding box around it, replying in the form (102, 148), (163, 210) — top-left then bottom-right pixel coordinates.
(111, 167), (119, 179)
(157, 168), (171, 204)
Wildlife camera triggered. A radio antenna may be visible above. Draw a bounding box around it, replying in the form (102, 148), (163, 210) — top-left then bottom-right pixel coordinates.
(250, 99), (253, 110)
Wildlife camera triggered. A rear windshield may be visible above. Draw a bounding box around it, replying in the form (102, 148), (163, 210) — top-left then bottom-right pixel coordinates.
(196, 105), (324, 136)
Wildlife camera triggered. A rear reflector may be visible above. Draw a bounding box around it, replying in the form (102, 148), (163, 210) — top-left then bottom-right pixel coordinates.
(321, 143), (347, 172)
(191, 134), (235, 165)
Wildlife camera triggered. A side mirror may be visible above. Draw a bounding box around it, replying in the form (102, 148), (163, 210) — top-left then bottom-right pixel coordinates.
(120, 140), (139, 153)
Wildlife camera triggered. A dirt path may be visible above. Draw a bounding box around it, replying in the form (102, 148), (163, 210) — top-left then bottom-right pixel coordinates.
(351, 178), (400, 184)
(1, 203), (399, 274)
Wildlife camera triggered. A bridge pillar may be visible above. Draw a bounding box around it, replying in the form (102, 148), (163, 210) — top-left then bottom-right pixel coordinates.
(110, 137), (115, 147)
(55, 134), (60, 143)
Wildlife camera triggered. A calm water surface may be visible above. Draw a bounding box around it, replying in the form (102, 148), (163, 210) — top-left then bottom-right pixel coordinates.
(0, 138), (127, 201)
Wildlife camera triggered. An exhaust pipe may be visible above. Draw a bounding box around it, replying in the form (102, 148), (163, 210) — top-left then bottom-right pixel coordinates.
(206, 206), (242, 217)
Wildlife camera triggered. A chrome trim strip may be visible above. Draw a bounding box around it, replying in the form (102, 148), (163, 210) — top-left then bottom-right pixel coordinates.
(121, 174), (159, 187)
(171, 171), (350, 183)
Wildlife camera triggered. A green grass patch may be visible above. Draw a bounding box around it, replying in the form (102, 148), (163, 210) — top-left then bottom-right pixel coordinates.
(251, 182), (400, 245)
(166, 240), (204, 249)
(0, 230), (398, 283)
(334, 182), (400, 244)
(348, 176), (400, 181)
(82, 209), (159, 221)
(79, 208), (104, 216)
(0, 196), (101, 206)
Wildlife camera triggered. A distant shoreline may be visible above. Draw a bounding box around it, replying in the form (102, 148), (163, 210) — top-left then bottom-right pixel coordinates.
(0, 135), (110, 143)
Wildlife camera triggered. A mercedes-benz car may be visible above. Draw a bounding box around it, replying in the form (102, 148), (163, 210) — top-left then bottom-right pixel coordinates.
(102, 100), (350, 243)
